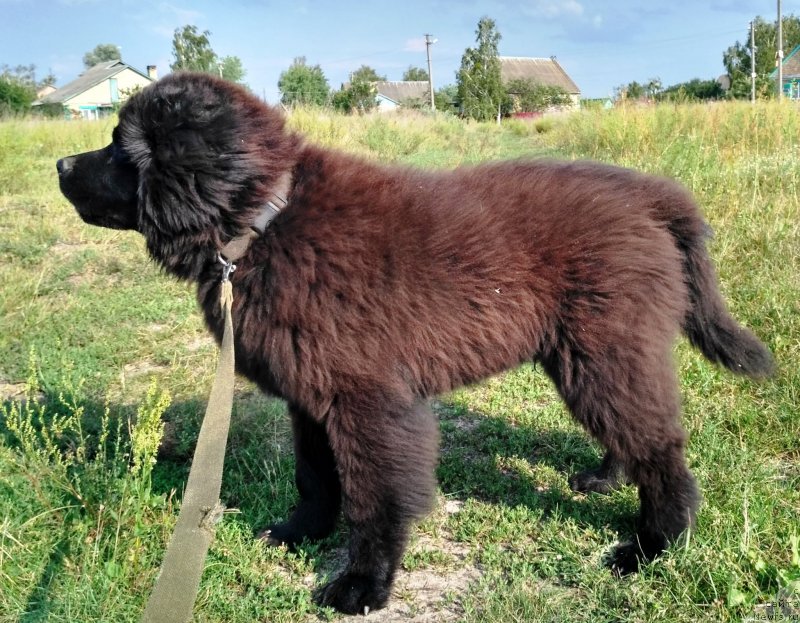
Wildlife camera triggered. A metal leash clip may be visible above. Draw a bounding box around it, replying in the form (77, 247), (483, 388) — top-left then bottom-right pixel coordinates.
(217, 254), (237, 283)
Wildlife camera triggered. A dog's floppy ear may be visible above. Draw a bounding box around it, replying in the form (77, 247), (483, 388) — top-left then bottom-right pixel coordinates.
(116, 71), (300, 279)
(123, 75), (243, 233)
(119, 73), (260, 277)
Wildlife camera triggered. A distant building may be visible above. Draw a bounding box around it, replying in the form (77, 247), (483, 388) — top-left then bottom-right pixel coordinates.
(771, 44), (800, 99)
(356, 56), (580, 114)
(35, 84), (57, 100)
(33, 61), (156, 119)
(374, 81), (430, 112)
(499, 56), (581, 108)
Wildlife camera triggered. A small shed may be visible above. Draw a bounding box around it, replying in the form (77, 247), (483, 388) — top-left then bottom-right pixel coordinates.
(499, 56), (581, 108)
(34, 61), (156, 119)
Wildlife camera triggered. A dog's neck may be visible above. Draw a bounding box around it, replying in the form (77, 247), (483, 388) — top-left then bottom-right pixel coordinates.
(218, 171), (292, 263)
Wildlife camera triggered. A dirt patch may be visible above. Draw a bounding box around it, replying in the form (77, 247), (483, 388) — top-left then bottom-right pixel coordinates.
(373, 563), (481, 622)
(319, 498), (481, 622)
(0, 381), (44, 402)
(122, 360), (169, 379)
(0, 382), (28, 400)
(311, 544), (480, 623)
(50, 240), (87, 256)
(185, 335), (215, 352)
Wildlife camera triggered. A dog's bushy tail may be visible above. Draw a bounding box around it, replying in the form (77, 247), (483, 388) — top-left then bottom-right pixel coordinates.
(668, 193), (775, 378)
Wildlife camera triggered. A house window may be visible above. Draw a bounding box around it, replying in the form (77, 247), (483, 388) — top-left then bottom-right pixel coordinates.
(110, 78), (119, 103)
(79, 105), (98, 120)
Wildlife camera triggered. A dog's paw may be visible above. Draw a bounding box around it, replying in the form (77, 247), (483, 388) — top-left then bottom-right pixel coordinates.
(314, 572), (390, 615)
(258, 523), (298, 549)
(569, 471), (617, 494)
(569, 467), (627, 495)
(608, 542), (644, 576)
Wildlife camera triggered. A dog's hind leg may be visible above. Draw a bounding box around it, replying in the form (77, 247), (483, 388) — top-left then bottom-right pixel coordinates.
(260, 405), (341, 548)
(543, 342), (700, 575)
(314, 390), (439, 615)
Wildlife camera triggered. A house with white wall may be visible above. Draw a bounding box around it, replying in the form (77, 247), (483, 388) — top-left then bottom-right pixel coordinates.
(34, 61), (156, 119)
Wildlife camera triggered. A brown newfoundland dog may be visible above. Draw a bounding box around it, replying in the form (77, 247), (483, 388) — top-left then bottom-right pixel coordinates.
(57, 72), (773, 614)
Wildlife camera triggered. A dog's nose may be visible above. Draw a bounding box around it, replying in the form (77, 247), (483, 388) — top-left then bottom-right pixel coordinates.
(56, 157), (73, 175)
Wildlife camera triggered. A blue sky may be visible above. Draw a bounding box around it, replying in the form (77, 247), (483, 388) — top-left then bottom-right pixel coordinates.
(2, 0), (798, 101)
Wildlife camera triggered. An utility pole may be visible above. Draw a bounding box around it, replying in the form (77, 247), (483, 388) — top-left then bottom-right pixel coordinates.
(425, 34), (436, 111)
(750, 20), (756, 104)
(778, 0), (784, 99)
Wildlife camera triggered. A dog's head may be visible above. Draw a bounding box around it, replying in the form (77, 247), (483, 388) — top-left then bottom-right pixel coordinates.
(57, 125), (139, 230)
(58, 72), (298, 280)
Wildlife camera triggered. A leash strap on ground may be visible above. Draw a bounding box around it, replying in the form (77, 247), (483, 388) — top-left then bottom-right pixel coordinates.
(141, 279), (236, 623)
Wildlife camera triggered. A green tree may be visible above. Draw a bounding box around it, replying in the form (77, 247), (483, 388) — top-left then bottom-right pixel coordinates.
(0, 64), (44, 114)
(2, 64), (38, 89)
(331, 65), (384, 114)
(402, 66), (428, 81)
(613, 77), (661, 102)
(625, 81), (645, 99)
(0, 64), (59, 115)
(170, 25), (246, 83)
(457, 16), (505, 121)
(38, 71), (56, 88)
(332, 80), (377, 114)
(434, 83), (458, 112)
(278, 57), (330, 106)
(645, 77), (662, 98)
(503, 79), (571, 113)
(171, 25), (216, 72)
(350, 65), (386, 83)
(723, 14), (800, 98)
(218, 55), (246, 83)
(83, 44), (121, 68)
(659, 78), (725, 102)
(0, 76), (35, 115)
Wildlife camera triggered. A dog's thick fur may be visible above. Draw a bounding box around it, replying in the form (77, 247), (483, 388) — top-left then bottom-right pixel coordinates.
(57, 73), (774, 614)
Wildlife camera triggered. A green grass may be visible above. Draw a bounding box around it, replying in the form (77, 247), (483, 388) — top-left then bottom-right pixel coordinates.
(1, 103), (798, 622)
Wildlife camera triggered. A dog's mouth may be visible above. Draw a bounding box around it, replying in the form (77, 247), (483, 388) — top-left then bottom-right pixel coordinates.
(59, 180), (138, 230)
(74, 203), (137, 230)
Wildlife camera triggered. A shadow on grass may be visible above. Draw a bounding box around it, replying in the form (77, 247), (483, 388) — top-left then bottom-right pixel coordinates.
(16, 533), (70, 623)
(160, 393), (636, 542)
(434, 401), (637, 533)
(2, 386), (634, 618)
(123, 388), (636, 566)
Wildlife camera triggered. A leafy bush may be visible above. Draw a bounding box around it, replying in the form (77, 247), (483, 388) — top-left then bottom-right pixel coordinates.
(0, 76), (35, 116)
(503, 79), (572, 113)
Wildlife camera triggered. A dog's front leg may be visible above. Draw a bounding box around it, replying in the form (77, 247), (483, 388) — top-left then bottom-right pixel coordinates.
(314, 390), (439, 615)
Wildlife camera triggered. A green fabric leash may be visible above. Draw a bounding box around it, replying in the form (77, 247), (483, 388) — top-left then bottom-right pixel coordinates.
(141, 276), (236, 623)
(140, 173), (291, 622)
